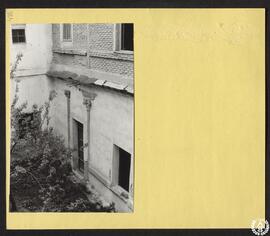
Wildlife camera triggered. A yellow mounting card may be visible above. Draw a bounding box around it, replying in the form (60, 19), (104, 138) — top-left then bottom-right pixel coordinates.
(6, 9), (265, 229)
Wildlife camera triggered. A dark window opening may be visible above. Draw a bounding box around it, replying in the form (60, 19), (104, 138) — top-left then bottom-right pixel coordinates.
(12, 29), (26, 43)
(118, 147), (131, 192)
(77, 121), (84, 172)
(121, 24), (133, 51)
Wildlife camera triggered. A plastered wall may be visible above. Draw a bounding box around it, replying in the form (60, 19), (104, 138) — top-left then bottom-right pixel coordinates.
(10, 24), (52, 77)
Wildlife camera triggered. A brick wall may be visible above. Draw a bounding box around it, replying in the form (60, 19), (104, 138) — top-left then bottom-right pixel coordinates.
(88, 24), (114, 51)
(52, 24), (61, 50)
(73, 24), (88, 50)
(51, 24), (134, 78)
(89, 57), (133, 77)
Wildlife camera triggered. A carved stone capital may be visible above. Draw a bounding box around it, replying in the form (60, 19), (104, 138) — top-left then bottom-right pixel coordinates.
(83, 98), (92, 111)
(81, 88), (97, 101)
(64, 90), (71, 99)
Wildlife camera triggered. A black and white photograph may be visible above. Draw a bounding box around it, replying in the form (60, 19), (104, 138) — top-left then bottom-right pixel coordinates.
(2, 3), (268, 234)
(9, 23), (134, 213)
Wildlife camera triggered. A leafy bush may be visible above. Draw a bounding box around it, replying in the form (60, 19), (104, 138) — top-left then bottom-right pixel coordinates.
(64, 198), (115, 212)
(10, 54), (115, 212)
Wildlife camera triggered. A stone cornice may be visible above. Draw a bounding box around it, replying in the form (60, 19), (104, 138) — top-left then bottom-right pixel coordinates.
(53, 48), (87, 56)
(47, 66), (134, 96)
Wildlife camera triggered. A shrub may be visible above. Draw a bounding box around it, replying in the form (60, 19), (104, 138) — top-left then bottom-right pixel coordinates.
(10, 54), (115, 212)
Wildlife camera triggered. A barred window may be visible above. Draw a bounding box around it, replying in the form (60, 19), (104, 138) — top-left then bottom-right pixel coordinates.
(12, 29), (26, 43)
(62, 24), (72, 41)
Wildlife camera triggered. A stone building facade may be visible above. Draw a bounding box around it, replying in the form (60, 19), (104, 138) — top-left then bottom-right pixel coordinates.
(10, 23), (134, 212)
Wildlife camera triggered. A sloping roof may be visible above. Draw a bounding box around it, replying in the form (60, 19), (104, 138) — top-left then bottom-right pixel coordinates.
(47, 70), (78, 80)
(46, 69), (134, 95)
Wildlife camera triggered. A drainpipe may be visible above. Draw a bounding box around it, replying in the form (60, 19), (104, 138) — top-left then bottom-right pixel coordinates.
(64, 90), (71, 149)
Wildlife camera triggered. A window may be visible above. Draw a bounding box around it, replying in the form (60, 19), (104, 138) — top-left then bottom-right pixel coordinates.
(113, 145), (131, 192)
(12, 29), (26, 43)
(73, 119), (84, 172)
(115, 23), (134, 52)
(118, 148), (131, 192)
(62, 24), (72, 42)
(120, 24), (133, 51)
(76, 121), (84, 172)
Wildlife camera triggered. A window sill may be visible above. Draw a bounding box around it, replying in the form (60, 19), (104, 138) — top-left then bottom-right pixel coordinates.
(110, 186), (133, 208)
(114, 50), (134, 55)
